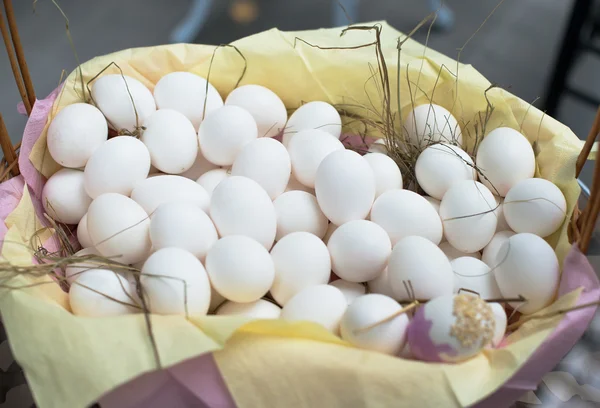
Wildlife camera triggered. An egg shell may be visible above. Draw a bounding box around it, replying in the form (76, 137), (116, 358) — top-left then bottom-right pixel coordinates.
(285, 173), (315, 194)
(440, 180), (497, 253)
(439, 242), (482, 261)
(140, 109), (198, 174)
(198, 105), (258, 166)
(196, 168), (230, 197)
(217, 299), (282, 319)
(91, 74), (156, 133)
(363, 152), (403, 198)
(340, 294), (409, 355)
(69, 269), (137, 317)
(388, 236), (454, 301)
(65, 247), (101, 284)
(225, 84), (287, 138)
(330, 280), (366, 305)
(503, 178), (567, 237)
(315, 149), (376, 225)
(404, 104), (462, 148)
(84, 136), (151, 198)
(494, 196), (511, 232)
(415, 143), (476, 200)
(322, 222), (338, 245)
(153, 71), (223, 130)
(424, 196), (441, 213)
(490, 303), (507, 347)
(475, 127), (535, 197)
(367, 138), (388, 154)
(86, 193), (151, 264)
(287, 129), (345, 188)
(47, 103), (108, 168)
(270, 232), (331, 305)
(209, 287), (226, 313)
(210, 176), (277, 249)
(131, 175), (210, 215)
(231, 137), (291, 199)
(141, 247), (211, 315)
(180, 150), (220, 181)
(494, 233), (560, 314)
(273, 191), (328, 241)
(451, 257), (501, 299)
(370, 189), (443, 245)
(77, 213), (93, 248)
(42, 168), (91, 224)
(282, 101), (341, 146)
(367, 267), (400, 300)
(481, 231), (515, 267)
(281, 284), (347, 333)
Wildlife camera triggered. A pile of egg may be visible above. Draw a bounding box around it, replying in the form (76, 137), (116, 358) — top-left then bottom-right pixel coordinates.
(43, 72), (566, 363)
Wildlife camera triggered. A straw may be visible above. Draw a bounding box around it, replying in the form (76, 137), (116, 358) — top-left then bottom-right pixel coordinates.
(0, 112), (19, 177)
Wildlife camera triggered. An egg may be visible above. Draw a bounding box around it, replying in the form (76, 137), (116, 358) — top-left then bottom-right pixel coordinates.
(273, 191), (328, 240)
(363, 152), (403, 197)
(328, 220), (391, 282)
(205, 235), (275, 303)
(489, 303), (507, 347)
(439, 242), (482, 261)
(87, 193), (151, 264)
(370, 189), (443, 245)
(140, 109), (198, 174)
(140, 247), (211, 315)
(451, 257), (501, 299)
(503, 178), (567, 237)
(84, 136), (151, 198)
(407, 294), (495, 362)
(493, 233), (560, 314)
(367, 268), (400, 300)
(415, 143), (476, 200)
(404, 104), (462, 148)
(285, 173), (315, 194)
(367, 138), (388, 154)
(281, 284), (347, 333)
(475, 127), (535, 197)
(198, 105), (258, 166)
(282, 101), (341, 146)
(315, 149), (376, 225)
(77, 213), (93, 248)
(494, 196), (511, 232)
(340, 294), (409, 355)
(481, 231), (515, 267)
(65, 247), (101, 284)
(210, 176), (277, 249)
(424, 196), (441, 213)
(322, 222), (338, 245)
(216, 299), (281, 318)
(440, 180), (497, 253)
(131, 175), (210, 215)
(91, 74), (156, 133)
(180, 150), (220, 181)
(70, 269), (137, 317)
(287, 129), (345, 188)
(270, 232), (331, 305)
(231, 138), (291, 199)
(149, 202), (218, 261)
(196, 168), (230, 197)
(330, 280), (366, 304)
(388, 236), (454, 301)
(47, 103), (108, 168)
(225, 84), (287, 138)
(209, 287), (226, 313)
(42, 168), (91, 224)
(153, 71), (223, 130)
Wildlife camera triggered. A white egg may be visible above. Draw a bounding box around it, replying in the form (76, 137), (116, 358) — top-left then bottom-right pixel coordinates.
(205, 235), (275, 303)
(439, 242), (482, 261)
(210, 176), (277, 249)
(225, 84), (287, 138)
(209, 286), (226, 313)
(153, 71), (223, 131)
(368, 138), (388, 154)
(328, 220), (391, 282)
(493, 197), (511, 232)
(330, 280), (366, 304)
(494, 233), (560, 314)
(388, 236), (454, 301)
(47, 103), (108, 168)
(481, 231), (515, 267)
(70, 269), (137, 316)
(367, 267), (399, 300)
(87, 193), (151, 264)
(285, 173), (315, 194)
(424, 196), (441, 213)
(42, 168), (91, 224)
(503, 178), (567, 237)
(270, 232), (331, 305)
(131, 175), (210, 215)
(91, 74), (156, 133)
(287, 129), (345, 188)
(315, 149), (376, 225)
(231, 137), (290, 199)
(198, 105), (258, 166)
(370, 189), (443, 245)
(196, 168), (230, 197)
(273, 191), (328, 240)
(322, 222), (338, 245)
(140, 109), (198, 174)
(489, 303), (507, 347)
(65, 247), (101, 284)
(440, 180), (497, 253)
(141, 247), (211, 315)
(415, 143), (476, 200)
(216, 299), (281, 318)
(84, 136), (151, 198)
(283, 101), (341, 146)
(404, 104), (462, 148)
(475, 127), (535, 197)
(77, 213), (93, 248)
(281, 284), (347, 333)
(451, 257), (501, 299)
(340, 294), (409, 354)
(180, 150), (220, 181)
(364, 152), (403, 198)
(149, 202), (218, 261)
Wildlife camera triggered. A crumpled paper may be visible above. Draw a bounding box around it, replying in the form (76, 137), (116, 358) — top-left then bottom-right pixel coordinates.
(0, 21), (595, 408)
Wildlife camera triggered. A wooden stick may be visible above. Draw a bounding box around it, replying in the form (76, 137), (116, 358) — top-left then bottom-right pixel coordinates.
(0, 113), (19, 177)
(576, 107), (600, 178)
(353, 301), (420, 334)
(0, 6), (30, 115)
(507, 298), (600, 331)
